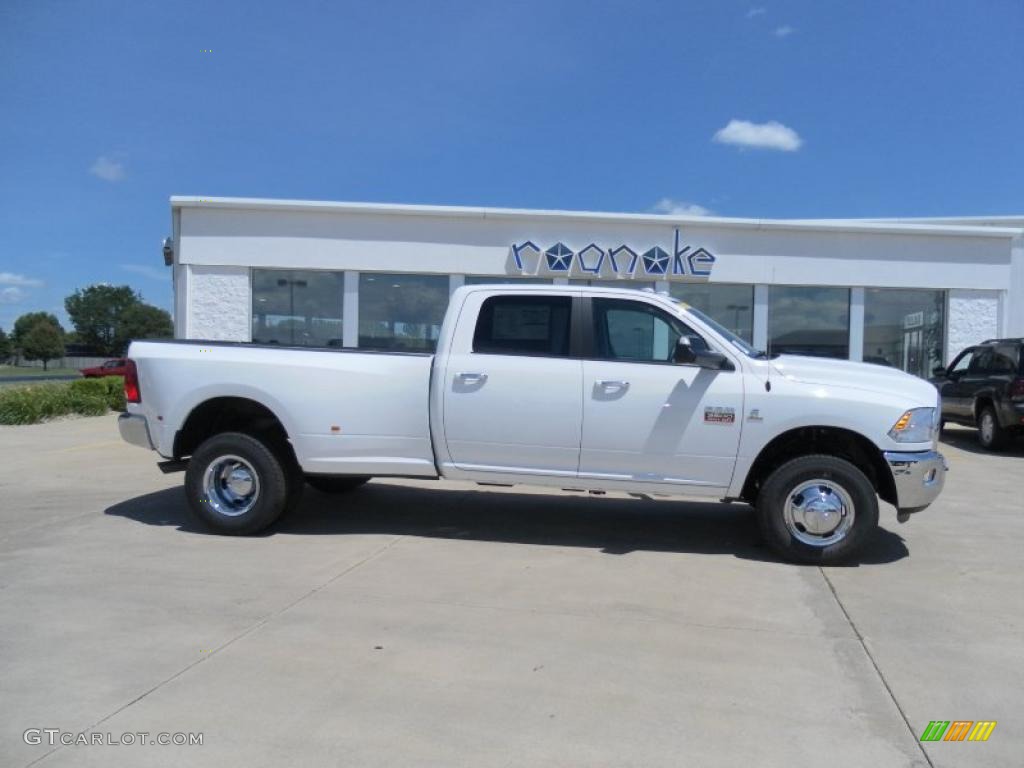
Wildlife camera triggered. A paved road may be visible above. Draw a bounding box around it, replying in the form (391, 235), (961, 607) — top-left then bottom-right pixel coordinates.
(0, 414), (1021, 767)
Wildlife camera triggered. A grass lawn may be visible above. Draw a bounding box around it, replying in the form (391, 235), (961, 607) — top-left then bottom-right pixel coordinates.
(0, 365), (81, 378)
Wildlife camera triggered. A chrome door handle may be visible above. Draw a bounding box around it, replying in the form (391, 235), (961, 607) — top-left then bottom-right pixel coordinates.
(596, 379), (628, 391)
(457, 372), (488, 383)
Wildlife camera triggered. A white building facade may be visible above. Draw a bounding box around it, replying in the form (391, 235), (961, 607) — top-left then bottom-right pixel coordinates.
(168, 197), (1024, 378)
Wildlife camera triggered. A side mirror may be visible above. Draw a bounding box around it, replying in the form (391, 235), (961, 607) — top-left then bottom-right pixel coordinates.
(674, 336), (733, 370)
(673, 336), (697, 365)
(931, 365), (947, 378)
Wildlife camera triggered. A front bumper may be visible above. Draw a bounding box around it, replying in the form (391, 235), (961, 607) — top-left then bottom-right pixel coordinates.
(118, 412), (154, 451)
(883, 449), (947, 518)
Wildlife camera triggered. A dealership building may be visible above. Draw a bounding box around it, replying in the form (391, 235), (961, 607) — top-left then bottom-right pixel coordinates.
(166, 196), (1024, 378)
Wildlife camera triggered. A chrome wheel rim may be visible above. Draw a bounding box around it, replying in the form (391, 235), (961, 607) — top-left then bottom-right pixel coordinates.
(980, 412), (994, 443)
(202, 454), (260, 517)
(783, 479), (855, 547)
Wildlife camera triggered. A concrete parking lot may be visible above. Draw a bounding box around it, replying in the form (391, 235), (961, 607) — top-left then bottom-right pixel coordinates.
(1, 414), (1021, 767)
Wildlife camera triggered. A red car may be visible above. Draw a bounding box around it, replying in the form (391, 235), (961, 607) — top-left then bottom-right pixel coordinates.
(80, 358), (128, 378)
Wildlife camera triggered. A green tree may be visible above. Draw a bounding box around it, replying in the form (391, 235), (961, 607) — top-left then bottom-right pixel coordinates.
(113, 303), (173, 351)
(12, 311), (61, 349)
(12, 312), (62, 364)
(22, 320), (65, 370)
(65, 285), (140, 355)
(0, 327), (10, 362)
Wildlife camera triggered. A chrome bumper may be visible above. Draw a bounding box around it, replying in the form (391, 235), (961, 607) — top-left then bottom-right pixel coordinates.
(118, 413), (154, 451)
(883, 449), (947, 518)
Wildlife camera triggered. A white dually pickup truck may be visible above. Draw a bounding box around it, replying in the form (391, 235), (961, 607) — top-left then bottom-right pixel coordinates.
(119, 285), (946, 564)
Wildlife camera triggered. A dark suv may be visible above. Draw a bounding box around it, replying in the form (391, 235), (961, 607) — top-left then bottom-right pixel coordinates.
(931, 339), (1024, 450)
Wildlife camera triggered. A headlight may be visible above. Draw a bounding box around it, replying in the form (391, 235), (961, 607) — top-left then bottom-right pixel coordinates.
(888, 407), (938, 443)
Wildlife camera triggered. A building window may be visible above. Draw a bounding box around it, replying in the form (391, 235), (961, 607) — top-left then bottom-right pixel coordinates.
(863, 289), (945, 377)
(464, 276), (553, 285)
(473, 295), (572, 356)
(769, 286), (850, 359)
(252, 269), (344, 347)
(359, 273), (448, 351)
(669, 283), (754, 343)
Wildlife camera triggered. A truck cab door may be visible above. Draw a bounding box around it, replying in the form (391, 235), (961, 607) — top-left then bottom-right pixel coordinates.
(578, 297), (743, 491)
(940, 348), (973, 420)
(960, 348), (992, 420)
(440, 292), (583, 477)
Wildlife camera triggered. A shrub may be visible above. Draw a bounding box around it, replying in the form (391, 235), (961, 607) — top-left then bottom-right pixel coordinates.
(104, 375), (126, 411)
(69, 376), (125, 411)
(0, 377), (124, 425)
(69, 378), (108, 398)
(67, 391), (109, 417)
(0, 384), (71, 424)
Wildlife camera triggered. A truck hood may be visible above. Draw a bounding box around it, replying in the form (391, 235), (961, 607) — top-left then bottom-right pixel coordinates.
(769, 355), (939, 405)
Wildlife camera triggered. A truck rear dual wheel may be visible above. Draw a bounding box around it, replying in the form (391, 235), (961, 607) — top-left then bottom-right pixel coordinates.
(185, 431), (295, 535)
(756, 455), (879, 565)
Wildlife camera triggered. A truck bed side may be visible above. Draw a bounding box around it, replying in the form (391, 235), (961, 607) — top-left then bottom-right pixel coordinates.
(127, 341), (438, 477)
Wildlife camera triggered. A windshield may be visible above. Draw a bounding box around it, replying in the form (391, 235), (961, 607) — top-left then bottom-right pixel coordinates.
(668, 298), (762, 358)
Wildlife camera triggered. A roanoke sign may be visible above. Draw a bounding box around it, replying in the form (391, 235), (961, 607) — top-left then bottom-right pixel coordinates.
(510, 229), (715, 280)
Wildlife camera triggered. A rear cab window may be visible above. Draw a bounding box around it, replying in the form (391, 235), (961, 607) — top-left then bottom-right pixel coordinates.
(472, 295), (572, 357)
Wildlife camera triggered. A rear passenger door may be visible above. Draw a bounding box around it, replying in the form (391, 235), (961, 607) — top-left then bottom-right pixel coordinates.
(441, 293), (583, 477)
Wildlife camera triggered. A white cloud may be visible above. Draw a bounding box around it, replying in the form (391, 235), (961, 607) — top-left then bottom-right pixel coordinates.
(773, 25), (795, 37)
(0, 272), (43, 287)
(712, 119), (803, 151)
(746, 7), (766, 18)
(651, 198), (713, 217)
(90, 155), (126, 182)
(121, 264), (170, 281)
(0, 286), (27, 304)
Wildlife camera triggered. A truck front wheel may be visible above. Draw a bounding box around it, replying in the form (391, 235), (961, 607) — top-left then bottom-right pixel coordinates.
(977, 406), (1007, 451)
(756, 455), (879, 565)
(185, 431), (289, 535)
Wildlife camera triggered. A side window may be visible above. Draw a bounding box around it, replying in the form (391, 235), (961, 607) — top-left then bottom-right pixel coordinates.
(592, 298), (706, 363)
(472, 295), (572, 357)
(949, 350), (973, 374)
(969, 348), (992, 374)
(990, 345), (1018, 374)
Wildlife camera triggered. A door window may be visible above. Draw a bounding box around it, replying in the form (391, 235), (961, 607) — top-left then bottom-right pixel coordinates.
(968, 349), (992, 374)
(592, 298), (704, 363)
(473, 295), (572, 357)
(949, 350), (973, 375)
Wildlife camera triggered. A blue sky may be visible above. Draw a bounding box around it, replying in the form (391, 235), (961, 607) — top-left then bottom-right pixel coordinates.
(1, 0), (1022, 332)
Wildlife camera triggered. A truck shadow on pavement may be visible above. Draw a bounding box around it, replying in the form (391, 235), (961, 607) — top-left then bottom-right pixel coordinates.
(105, 483), (910, 567)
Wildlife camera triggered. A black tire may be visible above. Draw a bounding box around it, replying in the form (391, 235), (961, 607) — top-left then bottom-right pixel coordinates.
(277, 443), (305, 513)
(305, 475), (371, 494)
(185, 431), (289, 535)
(756, 455), (879, 565)
(977, 405), (1007, 451)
